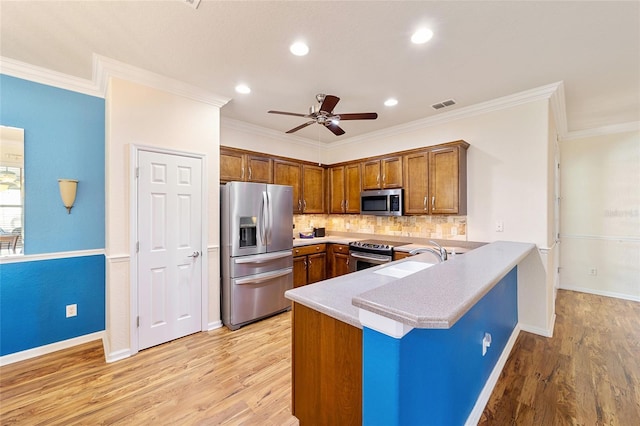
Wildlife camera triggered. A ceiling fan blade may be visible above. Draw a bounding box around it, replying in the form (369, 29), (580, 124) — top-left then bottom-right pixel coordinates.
(319, 95), (340, 114)
(268, 110), (308, 118)
(325, 122), (346, 136)
(286, 121), (315, 134)
(335, 112), (378, 120)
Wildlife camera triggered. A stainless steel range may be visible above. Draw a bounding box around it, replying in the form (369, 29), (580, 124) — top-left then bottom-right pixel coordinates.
(348, 239), (409, 273)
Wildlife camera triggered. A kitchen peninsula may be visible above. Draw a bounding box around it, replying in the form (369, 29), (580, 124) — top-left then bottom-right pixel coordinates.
(285, 240), (536, 425)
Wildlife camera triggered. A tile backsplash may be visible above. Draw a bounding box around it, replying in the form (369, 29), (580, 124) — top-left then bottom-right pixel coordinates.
(293, 214), (467, 241)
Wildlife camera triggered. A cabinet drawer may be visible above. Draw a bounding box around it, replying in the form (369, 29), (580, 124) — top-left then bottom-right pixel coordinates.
(293, 244), (326, 257)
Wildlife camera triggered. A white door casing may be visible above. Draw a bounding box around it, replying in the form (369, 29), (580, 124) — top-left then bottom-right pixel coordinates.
(137, 150), (203, 350)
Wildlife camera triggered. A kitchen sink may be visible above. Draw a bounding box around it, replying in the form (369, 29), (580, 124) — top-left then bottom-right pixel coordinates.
(373, 261), (435, 278)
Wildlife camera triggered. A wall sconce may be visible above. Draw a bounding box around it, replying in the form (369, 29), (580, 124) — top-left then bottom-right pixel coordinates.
(58, 179), (78, 214)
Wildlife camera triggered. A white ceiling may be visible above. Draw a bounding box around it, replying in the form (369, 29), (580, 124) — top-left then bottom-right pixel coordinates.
(1, 1), (638, 143)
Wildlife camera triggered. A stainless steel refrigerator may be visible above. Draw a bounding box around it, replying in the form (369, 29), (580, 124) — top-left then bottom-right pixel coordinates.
(221, 181), (293, 330)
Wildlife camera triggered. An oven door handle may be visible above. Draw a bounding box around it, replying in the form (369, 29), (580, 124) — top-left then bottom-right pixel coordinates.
(350, 252), (382, 261)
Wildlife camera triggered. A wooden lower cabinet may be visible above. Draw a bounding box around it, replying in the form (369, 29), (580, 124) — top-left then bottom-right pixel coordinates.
(328, 244), (350, 278)
(293, 244), (327, 287)
(393, 251), (413, 261)
(292, 303), (362, 425)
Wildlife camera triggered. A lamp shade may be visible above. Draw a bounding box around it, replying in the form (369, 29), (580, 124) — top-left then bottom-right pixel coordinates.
(58, 179), (78, 214)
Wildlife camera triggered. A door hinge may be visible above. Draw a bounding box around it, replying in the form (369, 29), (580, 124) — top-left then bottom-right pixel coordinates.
(137, 316), (140, 327)
(136, 241), (140, 253)
(136, 167), (140, 178)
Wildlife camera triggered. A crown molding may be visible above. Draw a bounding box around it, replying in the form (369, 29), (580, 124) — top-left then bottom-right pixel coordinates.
(562, 121), (640, 141)
(0, 55), (230, 108)
(93, 54), (230, 108)
(332, 82), (565, 148)
(0, 56), (102, 97)
(221, 117), (327, 149)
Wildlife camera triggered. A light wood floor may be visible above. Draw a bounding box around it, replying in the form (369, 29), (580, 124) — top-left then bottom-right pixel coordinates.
(1, 290), (638, 425)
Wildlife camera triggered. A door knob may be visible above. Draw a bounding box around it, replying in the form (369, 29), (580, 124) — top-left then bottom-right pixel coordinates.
(188, 251), (200, 258)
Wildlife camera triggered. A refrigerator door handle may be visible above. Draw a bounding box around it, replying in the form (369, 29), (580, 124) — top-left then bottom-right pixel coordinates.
(266, 190), (273, 244)
(233, 251), (292, 264)
(234, 268), (293, 285)
(261, 190), (268, 245)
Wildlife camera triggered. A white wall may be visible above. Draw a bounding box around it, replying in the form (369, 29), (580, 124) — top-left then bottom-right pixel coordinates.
(105, 77), (222, 361)
(559, 129), (640, 301)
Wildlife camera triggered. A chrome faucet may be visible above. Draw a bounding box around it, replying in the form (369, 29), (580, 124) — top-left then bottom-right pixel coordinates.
(409, 240), (448, 262)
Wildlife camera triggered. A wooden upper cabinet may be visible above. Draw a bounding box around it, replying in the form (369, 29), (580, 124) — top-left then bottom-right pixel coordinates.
(220, 147), (272, 183)
(344, 163), (361, 213)
(404, 151), (430, 214)
(329, 163), (361, 214)
(329, 166), (345, 214)
(302, 164), (325, 214)
(362, 156), (402, 190)
(220, 148), (245, 183)
(245, 154), (272, 183)
(362, 160), (381, 190)
(429, 144), (468, 215)
(273, 159), (302, 213)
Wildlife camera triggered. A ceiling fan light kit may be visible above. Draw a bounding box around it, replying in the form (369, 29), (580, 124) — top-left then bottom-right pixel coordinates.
(268, 94), (378, 136)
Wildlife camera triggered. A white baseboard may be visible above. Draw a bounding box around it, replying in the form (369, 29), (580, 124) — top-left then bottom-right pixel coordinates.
(465, 324), (521, 426)
(0, 331), (104, 366)
(207, 320), (223, 331)
(560, 285), (640, 302)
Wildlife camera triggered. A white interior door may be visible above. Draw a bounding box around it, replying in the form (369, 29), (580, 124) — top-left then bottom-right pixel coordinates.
(137, 150), (202, 350)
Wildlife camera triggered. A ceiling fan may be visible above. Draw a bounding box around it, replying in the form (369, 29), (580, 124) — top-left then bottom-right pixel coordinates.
(268, 94), (378, 136)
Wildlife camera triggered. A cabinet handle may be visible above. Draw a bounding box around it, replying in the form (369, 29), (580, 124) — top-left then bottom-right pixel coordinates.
(341, 200), (344, 211)
(377, 174), (380, 184)
(316, 246), (320, 250)
(304, 259), (307, 268)
(298, 200), (302, 212)
(432, 196), (435, 211)
(423, 196), (427, 210)
(248, 167), (252, 180)
(345, 200), (349, 210)
(303, 200), (307, 211)
(241, 167), (245, 179)
(382, 174), (386, 185)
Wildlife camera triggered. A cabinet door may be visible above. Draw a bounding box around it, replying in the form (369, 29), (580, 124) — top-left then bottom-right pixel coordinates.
(246, 154), (272, 183)
(362, 160), (381, 190)
(307, 252), (327, 284)
(344, 163), (361, 214)
(329, 244), (350, 278)
(273, 160), (302, 214)
(404, 152), (429, 214)
(429, 146), (463, 214)
(220, 148), (245, 183)
(329, 166), (346, 214)
(393, 251), (412, 261)
(293, 256), (308, 288)
(381, 156), (403, 188)
(302, 164), (325, 213)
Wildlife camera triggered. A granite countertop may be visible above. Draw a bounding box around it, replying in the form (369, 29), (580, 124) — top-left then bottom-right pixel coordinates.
(285, 241), (535, 330)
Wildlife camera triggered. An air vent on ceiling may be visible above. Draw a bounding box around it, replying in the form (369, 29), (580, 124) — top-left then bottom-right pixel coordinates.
(182, 0), (201, 9)
(431, 99), (456, 110)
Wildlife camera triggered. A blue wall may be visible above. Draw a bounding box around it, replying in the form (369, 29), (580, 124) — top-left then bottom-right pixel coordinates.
(0, 255), (105, 355)
(0, 75), (106, 356)
(1, 74), (105, 254)
(363, 267), (518, 425)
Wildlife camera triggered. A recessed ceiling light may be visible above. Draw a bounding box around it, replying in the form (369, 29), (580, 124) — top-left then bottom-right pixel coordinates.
(290, 41), (309, 56)
(235, 84), (251, 94)
(384, 98), (398, 107)
(411, 28), (434, 44)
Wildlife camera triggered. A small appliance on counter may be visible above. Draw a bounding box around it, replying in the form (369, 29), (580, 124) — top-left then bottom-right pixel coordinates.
(313, 227), (325, 237)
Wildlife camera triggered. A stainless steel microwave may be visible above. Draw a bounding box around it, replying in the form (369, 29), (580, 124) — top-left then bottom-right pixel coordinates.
(360, 189), (403, 216)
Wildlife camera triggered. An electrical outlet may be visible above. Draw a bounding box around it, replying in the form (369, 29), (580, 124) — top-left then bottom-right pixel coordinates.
(496, 221), (504, 232)
(66, 304), (77, 318)
(588, 268), (598, 276)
